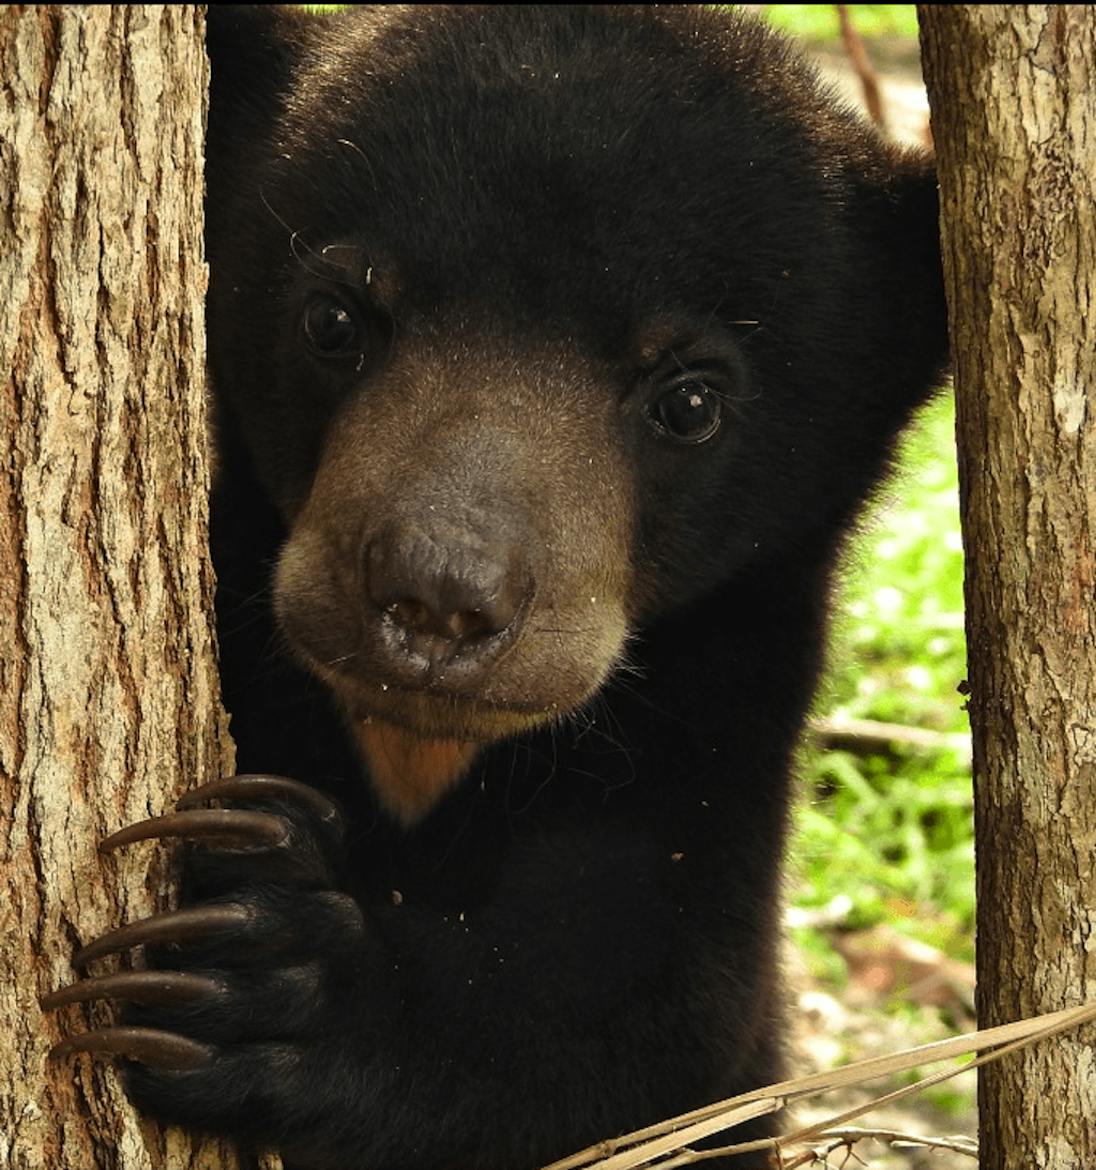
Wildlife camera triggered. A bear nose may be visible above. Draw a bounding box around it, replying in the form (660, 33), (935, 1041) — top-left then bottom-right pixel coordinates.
(365, 527), (526, 647)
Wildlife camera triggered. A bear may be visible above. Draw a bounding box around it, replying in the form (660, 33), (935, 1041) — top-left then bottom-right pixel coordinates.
(44, 6), (949, 1169)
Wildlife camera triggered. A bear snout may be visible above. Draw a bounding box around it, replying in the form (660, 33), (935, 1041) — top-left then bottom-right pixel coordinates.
(363, 523), (531, 683)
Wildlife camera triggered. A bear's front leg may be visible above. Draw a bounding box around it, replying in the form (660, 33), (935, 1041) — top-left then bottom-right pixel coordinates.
(42, 776), (383, 1162)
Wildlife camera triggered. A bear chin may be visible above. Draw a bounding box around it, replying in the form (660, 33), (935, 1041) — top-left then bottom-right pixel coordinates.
(350, 719), (482, 825)
(311, 658), (612, 822)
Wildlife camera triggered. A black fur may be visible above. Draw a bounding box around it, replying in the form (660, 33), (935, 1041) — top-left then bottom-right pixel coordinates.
(121, 7), (947, 1168)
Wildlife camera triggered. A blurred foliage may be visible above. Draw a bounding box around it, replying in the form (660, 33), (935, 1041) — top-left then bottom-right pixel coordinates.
(792, 393), (975, 965)
(758, 5), (920, 43)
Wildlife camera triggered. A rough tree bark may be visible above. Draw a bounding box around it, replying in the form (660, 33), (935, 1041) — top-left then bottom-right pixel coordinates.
(0, 8), (267, 1169)
(919, 7), (1096, 1169)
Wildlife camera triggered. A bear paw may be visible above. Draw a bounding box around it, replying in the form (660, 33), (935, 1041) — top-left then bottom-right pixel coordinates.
(42, 775), (368, 1140)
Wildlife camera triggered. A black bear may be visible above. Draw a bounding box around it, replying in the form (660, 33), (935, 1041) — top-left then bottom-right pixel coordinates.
(46, 6), (948, 1169)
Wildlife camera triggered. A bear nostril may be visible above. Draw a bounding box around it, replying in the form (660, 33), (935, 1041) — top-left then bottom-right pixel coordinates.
(442, 607), (491, 641)
(367, 532), (526, 650)
(386, 599), (435, 636)
(384, 598), (499, 643)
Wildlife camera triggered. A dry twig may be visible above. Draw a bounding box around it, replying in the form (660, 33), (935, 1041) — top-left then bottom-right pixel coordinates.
(541, 1003), (1096, 1170)
(780, 1126), (977, 1167)
(836, 5), (887, 131)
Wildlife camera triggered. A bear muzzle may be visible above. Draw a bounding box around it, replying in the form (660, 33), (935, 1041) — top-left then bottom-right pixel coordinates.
(363, 522), (532, 687)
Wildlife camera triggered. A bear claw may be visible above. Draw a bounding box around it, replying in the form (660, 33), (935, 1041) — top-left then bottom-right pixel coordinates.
(100, 808), (290, 853)
(40, 970), (221, 1010)
(49, 1025), (215, 1069)
(176, 774), (342, 825)
(74, 904), (251, 969)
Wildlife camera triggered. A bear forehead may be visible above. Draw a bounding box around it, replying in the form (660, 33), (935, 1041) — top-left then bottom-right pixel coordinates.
(245, 9), (862, 347)
(266, 7), (849, 268)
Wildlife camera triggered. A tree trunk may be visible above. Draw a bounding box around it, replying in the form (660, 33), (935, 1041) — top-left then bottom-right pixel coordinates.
(919, 7), (1096, 1168)
(0, 7), (255, 1168)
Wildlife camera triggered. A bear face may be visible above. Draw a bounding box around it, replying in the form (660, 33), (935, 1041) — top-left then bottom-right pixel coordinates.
(47, 9), (948, 1170)
(270, 326), (636, 818)
(207, 5), (946, 821)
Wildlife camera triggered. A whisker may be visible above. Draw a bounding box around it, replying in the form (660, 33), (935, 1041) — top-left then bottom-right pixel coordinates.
(258, 187), (356, 285)
(336, 137), (380, 194)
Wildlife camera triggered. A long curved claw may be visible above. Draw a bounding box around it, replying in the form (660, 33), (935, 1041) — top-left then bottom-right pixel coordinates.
(41, 970), (222, 1010)
(177, 774), (341, 824)
(100, 809), (289, 853)
(75, 904), (250, 970)
(49, 1025), (215, 1069)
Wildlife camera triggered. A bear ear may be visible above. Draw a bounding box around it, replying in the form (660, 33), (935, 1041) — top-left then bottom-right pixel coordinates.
(878, 150), (944, 279)
(849, 148), (950, 388)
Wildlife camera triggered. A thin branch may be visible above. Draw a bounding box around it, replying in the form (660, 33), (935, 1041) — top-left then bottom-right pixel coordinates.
(836, 5), (887, 131)
(787, 1126), (978, 1166)
(809, 715), (971, 761)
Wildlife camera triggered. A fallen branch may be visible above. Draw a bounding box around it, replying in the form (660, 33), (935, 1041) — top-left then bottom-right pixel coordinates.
(779, 1126), (978, 1167)
(809, 714), (971, 761)
(541, 1003), (1096, 1170)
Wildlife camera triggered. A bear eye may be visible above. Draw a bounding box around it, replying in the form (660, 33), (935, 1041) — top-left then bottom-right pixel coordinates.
(302, 294), (362, 358)
(649, 381), (722, 443)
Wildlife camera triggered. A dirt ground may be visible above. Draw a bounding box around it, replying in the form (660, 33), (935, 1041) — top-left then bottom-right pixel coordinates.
(785, 937), (978, 1169)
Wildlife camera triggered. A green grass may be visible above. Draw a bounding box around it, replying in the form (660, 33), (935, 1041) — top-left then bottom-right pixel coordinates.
(792, 393), (975, 967)
(758, 5), (920, 43)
